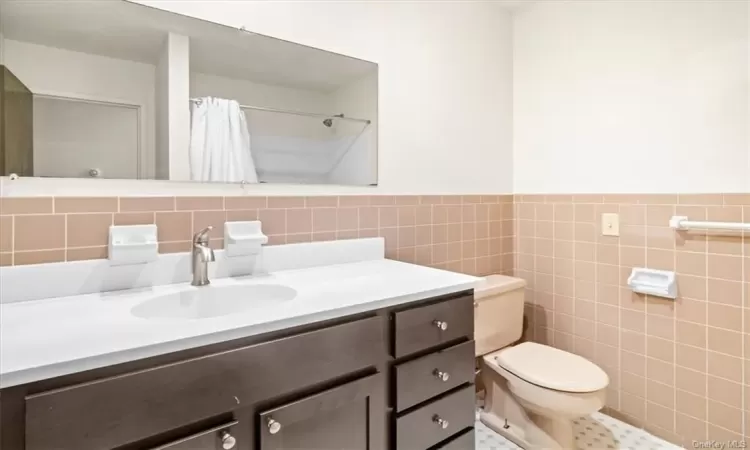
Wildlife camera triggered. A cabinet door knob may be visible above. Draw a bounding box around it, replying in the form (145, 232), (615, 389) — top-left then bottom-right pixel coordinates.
(220, 431), (236, 449)
(433, 320), (448, 331)
(432, 414), (449, 429)
(433, 369), (450, 382)
(267, 417), (282, 434)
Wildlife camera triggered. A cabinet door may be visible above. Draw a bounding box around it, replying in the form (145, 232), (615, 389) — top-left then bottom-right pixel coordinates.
(258, 374), (384, 450)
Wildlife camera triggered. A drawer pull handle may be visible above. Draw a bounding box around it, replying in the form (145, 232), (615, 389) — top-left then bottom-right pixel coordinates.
(433, 369), (450, 382)
(433, 320), (448, 331)
(267, 417), (282, 434)
(220, 431), (237, 449)
(432, 414), (450, 429)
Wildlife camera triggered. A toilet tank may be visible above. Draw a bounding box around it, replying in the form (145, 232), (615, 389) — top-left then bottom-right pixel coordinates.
(474, 275), (527, 357)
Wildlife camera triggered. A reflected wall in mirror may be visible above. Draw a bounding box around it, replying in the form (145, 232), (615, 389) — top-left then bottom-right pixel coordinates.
(0, 0), (378, 185)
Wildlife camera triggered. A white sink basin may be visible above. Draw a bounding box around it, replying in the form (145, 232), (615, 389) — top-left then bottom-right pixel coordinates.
(131, 284), (298, 320)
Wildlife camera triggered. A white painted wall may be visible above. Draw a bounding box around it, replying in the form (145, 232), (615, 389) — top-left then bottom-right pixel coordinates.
(329, 71), (378, 185)
(164, 33), (191, 182)
(132, 0), (515, 194)
(2, 39), (156, 179)
(513, 0), (749, 194)
(155, 36), (170, 180)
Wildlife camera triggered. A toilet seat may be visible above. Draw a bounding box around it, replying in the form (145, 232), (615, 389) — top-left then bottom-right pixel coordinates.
(494, 342), (609, 393)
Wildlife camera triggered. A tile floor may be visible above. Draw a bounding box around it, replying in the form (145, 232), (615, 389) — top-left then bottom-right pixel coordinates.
(475, 411), (682, 450)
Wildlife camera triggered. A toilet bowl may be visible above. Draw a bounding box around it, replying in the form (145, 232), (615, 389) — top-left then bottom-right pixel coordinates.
(475, 275), (610, 450)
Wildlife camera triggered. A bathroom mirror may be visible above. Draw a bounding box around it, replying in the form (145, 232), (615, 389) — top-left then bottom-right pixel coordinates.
(0, 0), (378, 185)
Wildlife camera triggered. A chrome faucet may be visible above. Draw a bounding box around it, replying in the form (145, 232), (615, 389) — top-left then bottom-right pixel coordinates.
(191, 226), (216, 286)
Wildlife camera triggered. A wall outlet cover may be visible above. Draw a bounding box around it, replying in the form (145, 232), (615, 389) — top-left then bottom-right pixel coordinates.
(601, 213), (620, 236)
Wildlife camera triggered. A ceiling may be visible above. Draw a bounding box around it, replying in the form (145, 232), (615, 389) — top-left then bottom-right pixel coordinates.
(0, 0), (376, 92)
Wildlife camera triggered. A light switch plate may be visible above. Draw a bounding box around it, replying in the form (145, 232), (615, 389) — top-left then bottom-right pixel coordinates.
(601, 213), (620, 236)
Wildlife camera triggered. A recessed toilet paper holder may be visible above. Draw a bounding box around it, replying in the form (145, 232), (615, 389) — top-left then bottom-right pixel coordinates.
(627, 268), (677, 299)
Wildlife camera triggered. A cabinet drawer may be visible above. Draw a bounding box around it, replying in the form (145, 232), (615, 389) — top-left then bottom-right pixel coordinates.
(436, 428), (475, 450)
(259, 373), (384, 450)
(395, 386), (475, 450)
(395, 340), (475, 411)
(25, 316), (384, 450)
(393, 295), (473, 358)
(151, 421), (239, 450)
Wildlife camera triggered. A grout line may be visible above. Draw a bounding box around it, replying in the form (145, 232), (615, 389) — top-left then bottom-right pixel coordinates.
(703, 215), (710, 440)
(742, 206), (747, 438)
(643, 207), (651, 430)
(553, 204), (564, 350)
(615, 205), (623, 413)
(671, 208), (677, 434)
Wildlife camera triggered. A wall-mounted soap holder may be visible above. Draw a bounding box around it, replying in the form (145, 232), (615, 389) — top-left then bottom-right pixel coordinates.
(109, 224), (158, 266)
(225, 221), (268, 257)
(627, 268), (677, 299)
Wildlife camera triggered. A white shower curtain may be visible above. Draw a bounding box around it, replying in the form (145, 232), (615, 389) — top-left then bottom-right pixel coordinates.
(189, 97), (259, 183)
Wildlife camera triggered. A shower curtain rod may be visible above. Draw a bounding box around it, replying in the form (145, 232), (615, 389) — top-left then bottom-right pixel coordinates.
(189, 98), (371, 124)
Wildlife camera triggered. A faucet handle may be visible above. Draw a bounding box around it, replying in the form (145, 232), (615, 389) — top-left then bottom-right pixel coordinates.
(193, 226), (213, 245)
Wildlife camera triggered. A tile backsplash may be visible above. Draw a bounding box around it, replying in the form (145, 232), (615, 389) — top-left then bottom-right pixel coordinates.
(514, 193), (749, 446)
(0, 195), (515, 277)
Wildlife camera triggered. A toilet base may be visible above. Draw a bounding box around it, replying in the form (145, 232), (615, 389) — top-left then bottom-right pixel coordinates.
(532, 414), (574, 449)
(479, 409), (532, 449)
(480, 409), (571, 450)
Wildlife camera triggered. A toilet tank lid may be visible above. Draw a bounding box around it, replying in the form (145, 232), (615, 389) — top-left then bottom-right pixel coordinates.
(474, 275), (527, 301)
(495, 342), (610, 393)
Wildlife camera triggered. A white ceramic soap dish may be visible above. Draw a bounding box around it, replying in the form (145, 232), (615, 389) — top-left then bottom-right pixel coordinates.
(224, 221), (268, 257)
(108, 224), (158, 266)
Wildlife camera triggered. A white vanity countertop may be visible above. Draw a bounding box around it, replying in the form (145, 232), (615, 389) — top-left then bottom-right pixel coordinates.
(0, 259), (477, 388)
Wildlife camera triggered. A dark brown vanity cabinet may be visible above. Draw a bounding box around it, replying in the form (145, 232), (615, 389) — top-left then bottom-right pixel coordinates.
(0, 290), (475, 450)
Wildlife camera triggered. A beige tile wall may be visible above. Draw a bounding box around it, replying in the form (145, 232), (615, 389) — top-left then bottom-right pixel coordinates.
(514, 193), (750, 446)
(0, 195), (514, 277)
(3, 191), (748, 443)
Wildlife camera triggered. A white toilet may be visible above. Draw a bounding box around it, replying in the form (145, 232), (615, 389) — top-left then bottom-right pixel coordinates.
(475, 275), (610, 450)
